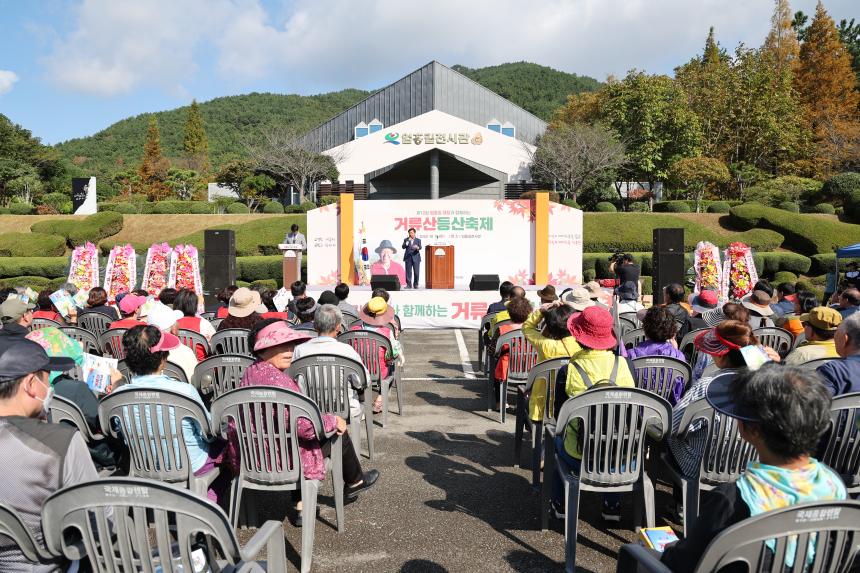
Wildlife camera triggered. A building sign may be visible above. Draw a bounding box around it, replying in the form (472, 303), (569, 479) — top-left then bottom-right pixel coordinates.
(383, 132), (483, 145)
(71, 177), (97, 215)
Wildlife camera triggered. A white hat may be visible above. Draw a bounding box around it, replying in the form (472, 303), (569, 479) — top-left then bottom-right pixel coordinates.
(146, 303), (183, 331)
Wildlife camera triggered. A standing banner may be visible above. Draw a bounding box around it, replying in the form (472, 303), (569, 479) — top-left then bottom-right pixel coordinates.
(306, 203), (340, 286)
(141, 242), (172, 296)
(71, 177), (97, 215)
(67, 242), (99, 292)
(168, 244), (204, 312)
(103, 244), (136, 302)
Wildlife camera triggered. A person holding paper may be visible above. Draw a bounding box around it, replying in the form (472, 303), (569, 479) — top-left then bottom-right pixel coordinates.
(33, 289), (66, 325)
(402, 228), (422, 289)
(0, 297), (35, 346)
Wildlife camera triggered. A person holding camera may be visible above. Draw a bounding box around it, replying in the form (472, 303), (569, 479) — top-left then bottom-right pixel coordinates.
(610, 253), (641, 308)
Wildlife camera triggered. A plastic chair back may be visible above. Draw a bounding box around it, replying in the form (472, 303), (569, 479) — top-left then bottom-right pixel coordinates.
(618, 315), (639, 338)
(200, 311), (215, 321)
(41, 478), (272, 573)
(98, 328), (128, 359)
(621, 327), (647, 350)
(619, 312), (641, 328)
(77, 311), (113, 336)
(801, 357), (837, 369)
(177, 328), (210, 357)
(554, 386), (671, 488)
(48, 394), (97, 441)
(753, 326), (794, 358)
(209, 317), (223, 330)
(494, 330), (538, 383)
(632, 355), (692, 402)
(0, 502), (55, 565)
(163, 360), (189, 385)
(337, 330), (393, 384)
(192, 354), (254, 399)
(820, 392), (860, 492)
(210, 328), (251, 356)
(679, 327), (708, 368)
(289, 354), (367, 419)
(793, 330), (807, 349)
(211, 386), (325, 486)
(525, 357), (571, 426)
(29, 317), (61, 332)
(98, 387), (211, 485)
(59, 326), (100, 355)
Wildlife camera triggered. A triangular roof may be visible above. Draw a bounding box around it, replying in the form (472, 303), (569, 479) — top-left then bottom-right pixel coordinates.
(303, 61), (547, 152)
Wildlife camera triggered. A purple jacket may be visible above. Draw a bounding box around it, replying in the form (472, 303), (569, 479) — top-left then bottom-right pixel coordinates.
(627, 339), (687, 404)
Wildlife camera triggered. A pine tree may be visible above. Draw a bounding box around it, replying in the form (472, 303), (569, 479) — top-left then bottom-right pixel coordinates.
(182, 100), (210, 174)
(764, 0), (800, 76)
(138, 116), (170, 200)
(795, 1), (860, 175)
(703, 27), (721, 65)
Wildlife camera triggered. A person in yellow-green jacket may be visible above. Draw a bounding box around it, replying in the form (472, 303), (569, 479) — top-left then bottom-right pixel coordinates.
(523, 292), (589, 422)
(488, 285), (526, 338)
(550, 305), (636, 523)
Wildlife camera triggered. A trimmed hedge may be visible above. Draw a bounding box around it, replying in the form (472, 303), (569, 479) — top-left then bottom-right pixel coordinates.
(226, 202), (250, 214)
(262, 201), (285, 214)
(40, 192), (73, 214)
(628, 202), (649, 212)
(778, 201), (800, 213)
(0, 233), (66, 257)
(9, 203), (33, 215)
(318, 195), (339, 206)
(234, 256), (283, 283)
(595, 202), (617, 212)
(583, 251), (809, 281)
(772, 271), (798, 285)
(0, 257), (68, 279)
(753, 252), (811, 276)
(809, 254), (860, 275)
(654, 200), (743, 212)
(190, 202), (213, 214)
(729, 203), (860, 256)
(706, 201), (731, 213)
(31, 212), (123, 248)
(0, 276), (67, 291)
(143, 216), (307, 257)
(654, 200), (691, 213)
(562, 200), (581, 209)
(285, 201), (317, 214)
(812, 203), (836, 214)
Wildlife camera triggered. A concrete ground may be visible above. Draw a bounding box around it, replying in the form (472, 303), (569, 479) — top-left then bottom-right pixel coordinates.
(239, 329), (669, 572)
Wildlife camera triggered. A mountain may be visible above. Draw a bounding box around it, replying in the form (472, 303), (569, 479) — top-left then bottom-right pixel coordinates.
(452, 62), (602, 121)
(54, 62), (601, 180)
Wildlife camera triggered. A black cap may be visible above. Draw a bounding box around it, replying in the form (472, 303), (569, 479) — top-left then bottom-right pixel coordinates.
(0, 340), (76, 383)
(705, 371), (762, 423)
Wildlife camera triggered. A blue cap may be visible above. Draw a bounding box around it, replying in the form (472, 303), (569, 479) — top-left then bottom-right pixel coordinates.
(0, 340), (76, 383)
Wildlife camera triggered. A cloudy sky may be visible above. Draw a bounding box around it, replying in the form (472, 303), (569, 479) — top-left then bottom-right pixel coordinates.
(0, 0), (855, 144)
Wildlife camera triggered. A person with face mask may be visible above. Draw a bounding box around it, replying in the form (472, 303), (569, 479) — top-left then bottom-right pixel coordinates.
(0, 339), (101, 571)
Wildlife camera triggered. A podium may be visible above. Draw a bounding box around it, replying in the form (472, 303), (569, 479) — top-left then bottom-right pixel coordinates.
(425, 245), (454, 289)
(278, 243), (303, 287)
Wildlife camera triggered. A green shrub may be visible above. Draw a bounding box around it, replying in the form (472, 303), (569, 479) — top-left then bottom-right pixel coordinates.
(561, 199), (581, 209)
(284, 204), (304, 214)
(821, 172), (860, 206)
(262, 201), (285, 214)
(809, 254), (860, 275)
(595, 202), (617, 212)
(31, 211), (123, 247)
(235, 280), (250, 288)
(146, 216), (306, 257)
(628, 202), (649, 212)
(778, 201), (800, 213)
(0, 233), (66, 257)
(235, 256), (283, 283)
(583, 268), (596, 282)
(300, 201), (316, 212)
(837, 206), (845, 215)
(752, 252), (812, 276)
(226, 202), (250, 214)
(772, 271), (798, 285)
(0, 257), (69, 279)
(640, 276), (653, 296)
(113, 202), (139, 214)
(250, 279), (278, 290)
(40, 192), (73, 214)
(190, 202), (212, 214)
(9, 203), (33, 215)
(706, 201), (731, 213)
(812, 203), (836, 214)
(729, 203), (860, 256)
(318, 195), (339, 206)
(520, 189), (561, 203)
(152, 201), (194, 214)
(0, 208), (9, 214)
(656, 201), (691, 213)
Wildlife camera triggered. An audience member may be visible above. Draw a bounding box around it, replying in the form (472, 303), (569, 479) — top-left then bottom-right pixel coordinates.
(770, 282), (797, 317)
(218, 287), (267, 331)
(0, 339), (98, 570)
(660, 364), (846, 573)
(837, 287), (860, 319)
(229, 319), (378, 524)
(109, 293), (148, 329)
(522, 300), (580, 423)
(616, 281), (644, 314)
(845, 262), (860, 289)
(77, 286), (119, 321)
(351, 296), (402, 414)
(174, 289), (216, 362)
(371, 287), (390, 302)
(776, 289), (818, 338)
(584, 281), (610, 308)
(537, 285), (558, 304)
(552, 306), (635, 522)
(785, 307), (841, 365)
(288, 280), (307, 315)
(613, 253), (641, 301)
(488, 281), (515, 314)
(294, 297), (319, 326)
(131, 288), (149, 298)
(158, 287), (178, 308)
(663, 283), (692, 319)
(816, 311), (860, 395)
(115, 325), (226, 502)
(292, 304), (368, 421)
(0, 297), (35, 345)
(561, 286), (594, 318)
(0, 287), (17, 305)
(491, 296), (533, 400)
(215, 285), (238, 319)
(33, 289), (65, 325)
(146, 303), (199, 381)
(259, 288), (293, 321)
(61, 282), (78, 298)
(334, 282), (357, 315)
(627, 306), (686, 404)
(683, 289), (716, 334)
(742, 289), (775, 327)
(489, 285), (526, 337)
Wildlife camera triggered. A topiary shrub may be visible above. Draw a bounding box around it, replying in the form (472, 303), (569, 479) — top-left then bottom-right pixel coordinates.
(284, 204), (304, 214)
(812, 203), (836, 214)
(595, 202), (617, 212)
(706, 201), (731, 213)
(318, 195), (339, 206)
(153, 201), (194, 214)
(628, 202), (649, 212)
(0, 257), (69, 278)
(772, 271), (798, 285)
(9, 203), (33, 215)
(31, 212), (123, 247)
(778, 201), (800, 212)
(562, 199), (581, 209)
(299, 201), (316, 212)
(583, 268), (596, 282)
(226, 202), (250, 214)
(821, 172), (860, 212)
(262, 201), (285, 214)
(40, 192), (73, 214)
(836, 206), (845, 215)
(0, 207), (10, 214)
(250, 279), (278, 290)
(190, 202), (212, 214)
(519, 189), (561, 203)
(0, 234), (67, 257)
(235, 256), (283, 282)
(655, 201), (691, 213)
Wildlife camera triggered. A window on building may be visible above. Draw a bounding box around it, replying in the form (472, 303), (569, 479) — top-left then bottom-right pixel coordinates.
(501, 122), (516, 138)
(369, 119), (383, 134)
(487, 119), (501, 133)
(354, 121), (368, 138)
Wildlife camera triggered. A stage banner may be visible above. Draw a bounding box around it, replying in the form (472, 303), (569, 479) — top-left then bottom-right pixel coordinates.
(548, 202), (584, 285)
(307, 203), (340, 285)
(71, 177), (97, 215)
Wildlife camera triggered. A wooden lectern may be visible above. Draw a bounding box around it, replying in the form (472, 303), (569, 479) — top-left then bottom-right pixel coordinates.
(425, 245), (454, 289)
(278, 243), (303, 287)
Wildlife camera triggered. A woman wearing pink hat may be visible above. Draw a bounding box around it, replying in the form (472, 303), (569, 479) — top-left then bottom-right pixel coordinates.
(228, 319), (379, 525)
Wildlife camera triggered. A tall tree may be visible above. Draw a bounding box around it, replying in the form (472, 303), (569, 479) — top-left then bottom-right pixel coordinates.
(668, 156), (730, 212)
(836, 18), (860, 89)
(138, 117), (170, 200)
(182, 100), (210, 174)
(764, 0), (801, 76)
(795, 1), (860, 175)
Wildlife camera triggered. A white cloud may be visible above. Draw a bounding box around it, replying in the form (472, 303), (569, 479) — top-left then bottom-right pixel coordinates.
(0, 70), (19, 95)
(44, 0), (858, 97)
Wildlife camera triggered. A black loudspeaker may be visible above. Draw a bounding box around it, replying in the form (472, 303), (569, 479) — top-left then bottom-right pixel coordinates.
(470, 274), (500, 291)
(652, 228), (685, 305)
(204, 230), (237, 308)
(204, 229), (235, 256)
(370, 275), (401, 292)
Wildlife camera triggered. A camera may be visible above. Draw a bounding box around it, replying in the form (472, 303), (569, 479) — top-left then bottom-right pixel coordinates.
(608, 250), (624, 265)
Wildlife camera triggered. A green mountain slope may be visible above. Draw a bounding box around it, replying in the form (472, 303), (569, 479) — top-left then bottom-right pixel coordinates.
(452, 61), (602, 120)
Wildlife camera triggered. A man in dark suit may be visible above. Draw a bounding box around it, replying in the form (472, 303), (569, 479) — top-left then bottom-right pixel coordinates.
(402, 228), (422, 289)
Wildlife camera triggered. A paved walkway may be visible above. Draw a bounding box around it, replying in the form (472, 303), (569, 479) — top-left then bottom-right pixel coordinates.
(240, 329), (652, 572)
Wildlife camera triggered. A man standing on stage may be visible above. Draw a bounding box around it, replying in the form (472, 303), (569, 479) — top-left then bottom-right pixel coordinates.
(284, 224), (307, 250)
(402, 228), (422, 289)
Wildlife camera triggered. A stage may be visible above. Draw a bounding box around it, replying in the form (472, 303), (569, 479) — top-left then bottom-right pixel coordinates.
(307, 286), (552, 330)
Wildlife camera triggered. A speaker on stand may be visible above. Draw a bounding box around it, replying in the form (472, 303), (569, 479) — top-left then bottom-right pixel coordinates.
(469, 274), (500, 291)
(370, 275), (401, 292)
(652, 228), (685, 305)
(204, 230), (237, 310)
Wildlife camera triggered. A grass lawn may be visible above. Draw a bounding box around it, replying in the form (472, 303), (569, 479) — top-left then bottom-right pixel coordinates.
(107, 214), (289, 245)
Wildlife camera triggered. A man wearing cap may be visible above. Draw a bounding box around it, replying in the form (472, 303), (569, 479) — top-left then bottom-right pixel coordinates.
(0, 339), (100, 570)
(109, 293), (148, 329)
(784, 307), (842, 365)
(0, 297), (36, 346)
(146, 302), (199, 382)
(817, 312), (860, 396)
